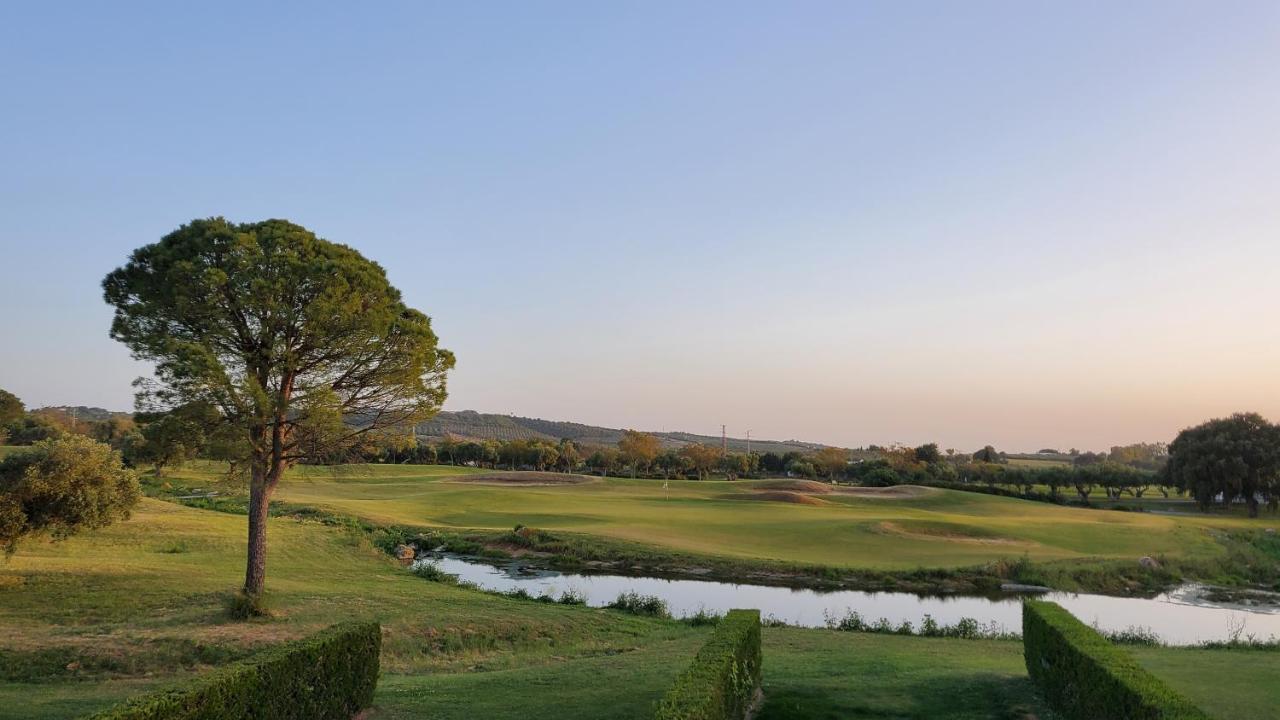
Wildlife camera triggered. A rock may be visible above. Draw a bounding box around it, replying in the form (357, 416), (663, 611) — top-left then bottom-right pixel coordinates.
(1001, 583), (1052, 593)
(1138, 556), (1160, 570)
(394, 544), (415, 561)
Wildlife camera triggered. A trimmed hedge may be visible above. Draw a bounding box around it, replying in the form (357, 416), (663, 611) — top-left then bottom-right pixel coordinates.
(1023, 601), (1209, 719)
(87, 622), (380, 720)
(655, 609), (761, 720)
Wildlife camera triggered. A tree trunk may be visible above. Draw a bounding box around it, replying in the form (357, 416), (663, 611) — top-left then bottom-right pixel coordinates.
(244, 466), (272, 596)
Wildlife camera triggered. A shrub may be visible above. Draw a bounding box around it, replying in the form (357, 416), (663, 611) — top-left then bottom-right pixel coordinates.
(607, 591), (669, 618)
(0, 435), (140, 554)
(1023, 601), (1209, 719)
(224, 590), (272, 620)
(557, 588), (587, 605)
(655, 609), (761, 720)
(410, 561), (458, 584)
(682, 606), (723, 627)
(87, 622), (380, 720)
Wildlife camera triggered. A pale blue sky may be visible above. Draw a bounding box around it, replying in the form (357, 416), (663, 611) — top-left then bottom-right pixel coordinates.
(2, 2), (1279, 451)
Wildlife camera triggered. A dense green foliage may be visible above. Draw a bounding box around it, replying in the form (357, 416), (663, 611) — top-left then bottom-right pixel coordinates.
(655, 609), (762, 720)
(122, 407), (214, 478)
(103, 217), (454, 595)
(86, 622), (380, 720)
(1022, 601), (1209, 719)
(0, 390), (23, 426)
(1165, 412), (1280, 516)
(1, 415), (64, 446)
(0, 435), (139, 554)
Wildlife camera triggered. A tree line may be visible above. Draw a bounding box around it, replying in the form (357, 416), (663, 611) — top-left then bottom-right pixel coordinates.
(9, 382), (1279, 517)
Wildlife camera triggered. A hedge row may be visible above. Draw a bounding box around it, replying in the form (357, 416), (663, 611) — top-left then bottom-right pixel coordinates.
(655, 609), (762, 720)
(1022, 601), (1208, 719)
(87, 622), (380, 720)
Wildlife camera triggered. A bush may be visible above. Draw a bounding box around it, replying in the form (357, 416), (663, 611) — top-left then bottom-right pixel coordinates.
(0, 435), (140, 554)
(410, 561), (458, 584)
(224, 590), (272, 620)
(87, 622), (380, 720)
(655, 609), (761, 720)
(557, 588), (587, 606)
(682, 606), (723, 627)
(607, 591), (669, 618)
(1023, 601), (1209, 719)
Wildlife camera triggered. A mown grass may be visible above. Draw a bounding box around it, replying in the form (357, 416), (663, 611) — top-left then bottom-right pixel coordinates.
(1130, 646), (1280, 720)
(0, 494), (1273, 719)
(166, 462), (1277, 580)
(372, 630), (1053, 720)
(0, 498), (673, 716)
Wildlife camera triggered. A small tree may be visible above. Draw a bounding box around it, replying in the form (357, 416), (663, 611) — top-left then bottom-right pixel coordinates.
(2, 416), (64, 446)
(972, 445), (1003, 463)
(1166, 412), (1280, 517)
(124, 406), (209, 477)
(759, 452), (785, 475)
(718, 452), (754, 481)
(618, 430), (661, 478)
(679, 443), (722, 481)
(103, 218), (453, 597)
(914, 443), (942, 465)
(0, 435), (140, 555)
(0, 389), (24, 426)
(813, 447), (849, 482)
(556, 439), (580, 473)
(585, 447), (621, 476)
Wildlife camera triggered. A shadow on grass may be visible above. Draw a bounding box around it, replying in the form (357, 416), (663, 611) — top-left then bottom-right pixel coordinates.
(756, 672), (1045, 720)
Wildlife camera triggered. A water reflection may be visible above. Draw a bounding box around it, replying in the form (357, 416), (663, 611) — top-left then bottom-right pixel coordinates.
(418, 555), (1280, 646)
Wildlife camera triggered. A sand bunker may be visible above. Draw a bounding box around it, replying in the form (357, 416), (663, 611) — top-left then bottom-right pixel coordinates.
(447, 472), (595, 486)
(751, 480), (835, 494)
(734, 490), (830, 506)
(832, 485), (937, 499)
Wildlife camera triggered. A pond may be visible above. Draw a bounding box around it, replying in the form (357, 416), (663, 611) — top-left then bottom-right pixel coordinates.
(415, 554), (1280, 646)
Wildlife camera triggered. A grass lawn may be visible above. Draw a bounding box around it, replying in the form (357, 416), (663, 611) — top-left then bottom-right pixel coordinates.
(371, 630), (1053, 720)
(1, 495), (1274, 719)
(1132, 646), (1280, 720)
(165, 462), (1270, 576)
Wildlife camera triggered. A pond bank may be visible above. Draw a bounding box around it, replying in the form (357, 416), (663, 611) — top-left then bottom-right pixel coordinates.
(412, 552), (1280, 646)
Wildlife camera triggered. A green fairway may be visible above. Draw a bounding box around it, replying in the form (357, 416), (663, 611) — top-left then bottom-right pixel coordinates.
(165, 462), (1267, 575)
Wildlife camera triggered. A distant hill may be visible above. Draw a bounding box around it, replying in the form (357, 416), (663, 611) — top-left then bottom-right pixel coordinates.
(416, 410), (831, 454)
(25, 404), (831, 454)
(34, 406), (132, 422)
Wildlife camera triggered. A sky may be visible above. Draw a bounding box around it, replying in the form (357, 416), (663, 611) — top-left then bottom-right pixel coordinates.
(2, 2), (1279, 452)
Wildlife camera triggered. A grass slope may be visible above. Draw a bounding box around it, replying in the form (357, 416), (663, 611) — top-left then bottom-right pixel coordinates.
(0, 494), (1272, 719)
(0, 499), (1051, 719)
(164, 462), (1270, 575)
